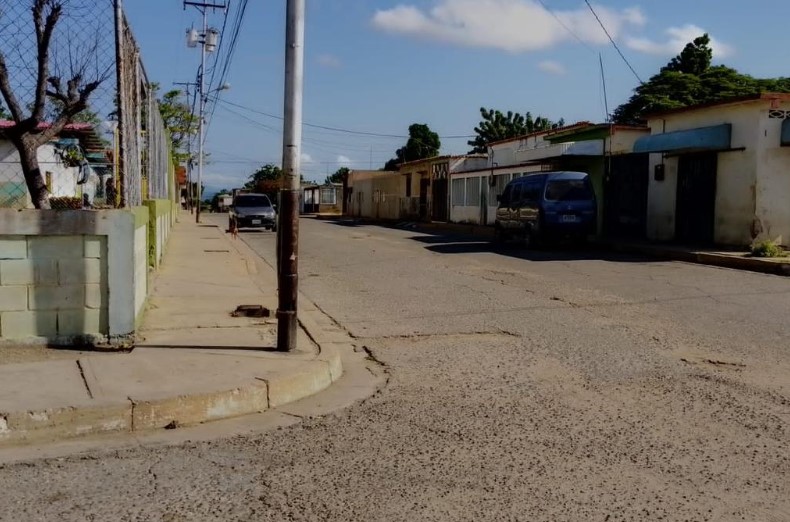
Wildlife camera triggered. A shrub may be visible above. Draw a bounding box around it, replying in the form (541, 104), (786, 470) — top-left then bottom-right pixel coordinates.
(751, 240), (785, 258)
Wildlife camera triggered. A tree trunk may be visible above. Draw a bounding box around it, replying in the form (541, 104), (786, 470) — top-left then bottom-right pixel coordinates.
(15, 136), (50, 209)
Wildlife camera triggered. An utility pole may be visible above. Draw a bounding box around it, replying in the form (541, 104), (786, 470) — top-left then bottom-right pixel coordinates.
(184, 0), (225, 223)
(196, 9), (207, 223)
(276, 0), (305, 352)
(174, 80), (197, 213)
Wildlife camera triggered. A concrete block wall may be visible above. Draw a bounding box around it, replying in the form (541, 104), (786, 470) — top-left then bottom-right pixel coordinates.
(0, 210), (142, 346)
(0, 235), (108, 339)
(0, 206), (178, 345)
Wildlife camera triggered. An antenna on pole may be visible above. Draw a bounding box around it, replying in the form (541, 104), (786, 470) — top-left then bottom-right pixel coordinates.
(599, 53), (610, 123)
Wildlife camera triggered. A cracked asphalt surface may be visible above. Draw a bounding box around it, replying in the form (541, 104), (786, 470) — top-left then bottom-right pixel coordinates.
(1, 217), (788, 521)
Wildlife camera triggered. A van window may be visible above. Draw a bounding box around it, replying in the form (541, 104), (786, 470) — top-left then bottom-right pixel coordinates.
(545, 179), (593, 201)
(522, 179), (542, 201)
(510, 184), (522, 203)
(500, 184), (513, 205)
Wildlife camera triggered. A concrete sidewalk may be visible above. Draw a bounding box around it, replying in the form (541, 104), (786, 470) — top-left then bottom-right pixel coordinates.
(0, 214), (342, 446)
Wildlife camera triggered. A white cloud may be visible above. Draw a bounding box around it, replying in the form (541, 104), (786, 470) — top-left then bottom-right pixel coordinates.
(626, 25), (733, 58)
(317, 53), (342, 68)
(538, 60), (566, 75)
(301, 153), (314, 164)
(337, 155), (352, 167)
(372, 0), (646, 53)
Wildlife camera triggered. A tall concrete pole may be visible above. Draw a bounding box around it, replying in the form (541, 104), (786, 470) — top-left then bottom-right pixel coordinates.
(276, 0), (305, 352)
(195, 8), (207, 223)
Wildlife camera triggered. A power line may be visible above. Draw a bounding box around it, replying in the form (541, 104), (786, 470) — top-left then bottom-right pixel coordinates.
(536, 0), (595, 54)
(204, 0), (250, 144)
(215, 104), (395, 155)
(211, 97), (475, 139)
(583, 0), (643, 84)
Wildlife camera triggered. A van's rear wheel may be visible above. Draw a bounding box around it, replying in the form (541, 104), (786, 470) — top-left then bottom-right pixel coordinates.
(524, 225), (541, 249)
(493, 227), (508, 245)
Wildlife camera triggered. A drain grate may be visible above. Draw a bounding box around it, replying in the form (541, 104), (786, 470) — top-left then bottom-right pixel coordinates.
(204, 249), (230, 253)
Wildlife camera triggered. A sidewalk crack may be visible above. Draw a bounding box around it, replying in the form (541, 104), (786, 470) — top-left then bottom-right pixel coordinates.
(75, 360), (93, 399)
(254, 377), (271, 409)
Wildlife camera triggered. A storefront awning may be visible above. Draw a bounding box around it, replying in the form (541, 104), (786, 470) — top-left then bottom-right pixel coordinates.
(782, 119), (790, 146)
(633, 123), (732, 154)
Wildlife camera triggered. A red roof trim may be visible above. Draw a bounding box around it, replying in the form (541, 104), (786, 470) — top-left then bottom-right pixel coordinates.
(488, 121), (595, 147)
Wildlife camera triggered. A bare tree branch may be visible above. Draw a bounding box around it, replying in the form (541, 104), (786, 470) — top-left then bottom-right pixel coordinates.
(0, 50), (24, 122)
(32, 0), (63, 121)
(36, 78), (101, 144)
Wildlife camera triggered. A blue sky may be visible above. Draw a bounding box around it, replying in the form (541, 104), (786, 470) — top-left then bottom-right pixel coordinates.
(125, 0), (790, 194)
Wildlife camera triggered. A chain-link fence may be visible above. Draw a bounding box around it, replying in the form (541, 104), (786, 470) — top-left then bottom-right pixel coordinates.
(0, 0), (172, 210)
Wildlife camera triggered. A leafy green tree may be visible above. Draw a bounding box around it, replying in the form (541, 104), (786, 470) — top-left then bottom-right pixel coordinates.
(325, 166), (349, 185)
(245, 164), (282, 200)
(613, 34), (790, 124)
(467, 108), (564, 153)
(384, 123), (441, 170)
(152, 84), (199, 165)
(662, 34), (712, 75)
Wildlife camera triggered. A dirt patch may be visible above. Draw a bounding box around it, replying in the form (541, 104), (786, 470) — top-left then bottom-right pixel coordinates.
(0, 345), (97, 366)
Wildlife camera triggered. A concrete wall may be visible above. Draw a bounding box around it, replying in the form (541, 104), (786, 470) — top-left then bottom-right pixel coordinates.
(0, 233), (108, 341)
(145, 199), (173, 269)
(0, 140), (81, 208)
(0, 210), (140, 344)
(608, 129), (650, 155)
(348, 171), (404, 220)
(132, 207), (149, 324)
(755, 101), (790, 245)
(646, 102), (763, 245)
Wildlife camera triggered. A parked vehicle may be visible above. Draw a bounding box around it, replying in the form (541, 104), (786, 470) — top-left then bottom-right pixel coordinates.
(494, 171), (596, 246)
(229, 193), (277, 231)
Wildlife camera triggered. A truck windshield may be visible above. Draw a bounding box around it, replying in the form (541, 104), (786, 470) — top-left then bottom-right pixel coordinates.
(234, 196), (271, 207)
(544, 179), (592, 201)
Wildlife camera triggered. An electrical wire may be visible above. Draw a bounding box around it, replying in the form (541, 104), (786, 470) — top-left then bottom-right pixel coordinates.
(535, 0), (596, 54)
(203, 0), (249, 144)
(583, 0), (643, 84)
(212, 97), (475, 139)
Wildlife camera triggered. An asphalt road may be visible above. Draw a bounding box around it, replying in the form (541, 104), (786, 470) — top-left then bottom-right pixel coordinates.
(1, 217), (788, 521)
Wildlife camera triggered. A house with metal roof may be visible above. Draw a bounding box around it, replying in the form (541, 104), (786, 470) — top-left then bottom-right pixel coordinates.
(635, 93), (790, 246)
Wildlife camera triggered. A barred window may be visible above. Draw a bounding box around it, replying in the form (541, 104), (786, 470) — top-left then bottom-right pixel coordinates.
(320, 188), (336, 205)
(465, 177), (481, 206)
(489, 173), (511, 206)
(451, 178), (465, 206)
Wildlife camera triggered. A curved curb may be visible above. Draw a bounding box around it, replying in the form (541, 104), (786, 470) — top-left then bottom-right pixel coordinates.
(0, 220), (344, 447)
(0, 344), (342, 448)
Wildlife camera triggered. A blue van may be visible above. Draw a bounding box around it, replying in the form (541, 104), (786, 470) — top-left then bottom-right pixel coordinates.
(494, 171), (596, 246)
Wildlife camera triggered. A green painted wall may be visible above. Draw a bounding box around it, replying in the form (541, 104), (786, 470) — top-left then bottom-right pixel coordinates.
(144, 199), (173, 268)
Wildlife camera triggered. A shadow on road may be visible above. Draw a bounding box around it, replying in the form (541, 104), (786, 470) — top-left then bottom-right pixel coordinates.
(315, 216), (658, 264)
(418, 236), (655, 263)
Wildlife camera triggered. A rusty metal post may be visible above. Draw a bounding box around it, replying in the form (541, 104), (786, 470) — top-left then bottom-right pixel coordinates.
(276, 0), (305, 352)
